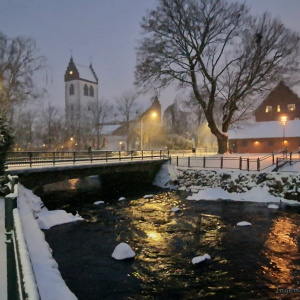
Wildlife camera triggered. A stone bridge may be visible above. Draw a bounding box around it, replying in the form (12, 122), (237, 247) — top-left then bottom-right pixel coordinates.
(8, 159), (169, 191)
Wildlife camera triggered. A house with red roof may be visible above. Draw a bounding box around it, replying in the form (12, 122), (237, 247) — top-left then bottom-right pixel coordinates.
(228, 81), (300, 153)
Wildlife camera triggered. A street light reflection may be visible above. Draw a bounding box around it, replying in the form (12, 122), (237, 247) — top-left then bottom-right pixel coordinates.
(261, 217), (300, 288)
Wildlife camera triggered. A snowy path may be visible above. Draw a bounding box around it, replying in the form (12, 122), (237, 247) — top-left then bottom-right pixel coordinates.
(0, 197), (7, 300)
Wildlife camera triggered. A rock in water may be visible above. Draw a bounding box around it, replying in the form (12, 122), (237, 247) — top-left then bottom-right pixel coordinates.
(170, 207), (180, 212)
(112, 243), (135, 260)
(94, 201), (105, 205)
(268, 204), (279, 209)
(237, 221), (252, 226)
(192, 254), (211, 265)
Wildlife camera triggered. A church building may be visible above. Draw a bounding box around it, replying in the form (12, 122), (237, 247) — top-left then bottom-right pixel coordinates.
(64, 57), (99, 148)
(64, 56), (98, 118)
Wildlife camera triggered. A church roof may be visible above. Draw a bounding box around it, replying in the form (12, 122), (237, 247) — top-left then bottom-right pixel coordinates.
(65, 57), (98, 83)
(76, 64), (97, 83)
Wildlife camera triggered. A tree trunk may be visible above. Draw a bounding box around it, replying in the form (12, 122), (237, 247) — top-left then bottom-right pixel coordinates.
(217, 134), (228, 154)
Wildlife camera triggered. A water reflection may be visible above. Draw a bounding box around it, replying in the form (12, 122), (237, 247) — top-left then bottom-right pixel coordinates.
(43, 176), (100, 192)
(116, 192), (230, 298)
(261, 216), (300, 292)
(43, 189), (300, 300)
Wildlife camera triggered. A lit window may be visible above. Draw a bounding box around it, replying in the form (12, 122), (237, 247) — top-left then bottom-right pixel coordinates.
(84, 84), (88, 96)
(69, 71), (73, 75)
(69, 84), (74, 95)
(89, 86), (94, 97)
(265, 106), (272, 113)
(288, 104), (296, 111)
(277, 105), (280, 112)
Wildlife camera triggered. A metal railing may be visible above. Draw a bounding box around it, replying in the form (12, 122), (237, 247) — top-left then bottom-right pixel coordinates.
(274, 150), (300, 171)
(5, 176), (40, 300)
(6, 150), (170, 168)
(170, 148), (288, 172)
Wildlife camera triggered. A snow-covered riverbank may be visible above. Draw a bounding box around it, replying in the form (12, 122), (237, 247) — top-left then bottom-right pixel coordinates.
(1, 160), (299, 300)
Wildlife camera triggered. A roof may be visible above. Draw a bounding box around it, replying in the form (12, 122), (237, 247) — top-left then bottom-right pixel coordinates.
(64, 57), (98, 83)
(228, 120), (300, 139)
(76, 64), (97, 83)
(255, 81), (300, 112)
(101, 125), (120, 135)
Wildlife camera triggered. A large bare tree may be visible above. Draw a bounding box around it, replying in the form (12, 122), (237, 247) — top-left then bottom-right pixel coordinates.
(135, 0), (300, 153)
(0, 32), (45, 122)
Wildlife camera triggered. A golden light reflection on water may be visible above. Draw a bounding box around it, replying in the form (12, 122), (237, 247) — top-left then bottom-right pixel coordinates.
(261, 217), (300, 288)
(119, 192), (227, 292)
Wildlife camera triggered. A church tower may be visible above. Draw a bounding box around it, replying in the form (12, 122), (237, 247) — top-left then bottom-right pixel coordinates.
(64, 57), (99, 147)
(64, 56), (98, 120)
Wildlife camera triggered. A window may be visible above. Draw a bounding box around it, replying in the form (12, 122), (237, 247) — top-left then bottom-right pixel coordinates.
(295, 117), (299, 120)
(89, 85), (94, 97)
(69, 84), (74, 95)
(242, 140), (248, 147)
(277, 105), (280, 112)
(268, 140), (274, 146)
(84, 84), (88, 96)
(288, 104), (296, 111)
(88, 106), (90, 111)
(265, 105), (272, 113)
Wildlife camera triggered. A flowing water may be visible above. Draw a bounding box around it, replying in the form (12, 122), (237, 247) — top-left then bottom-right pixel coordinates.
(41, 180), (300, 300)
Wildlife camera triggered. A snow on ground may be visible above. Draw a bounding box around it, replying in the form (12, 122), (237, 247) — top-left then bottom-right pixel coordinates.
(18, 184), (82, 300)
(280, 161), (300, 172)
(186, 185), (300, 205)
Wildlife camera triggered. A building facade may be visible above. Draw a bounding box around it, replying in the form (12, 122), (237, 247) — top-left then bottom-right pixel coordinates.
(254, 81), (300, 122)
(102, 97), (162, 151)
(229, 81), (300, 153)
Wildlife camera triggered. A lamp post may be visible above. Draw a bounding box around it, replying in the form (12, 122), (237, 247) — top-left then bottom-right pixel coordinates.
(140, 111), (157, 150)
(280, 116), (287, 148)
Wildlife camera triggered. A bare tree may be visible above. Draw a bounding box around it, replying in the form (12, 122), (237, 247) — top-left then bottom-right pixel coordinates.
(13, 107), (38, 149)
(0, 32), (45, 122)
(163, 98), (189, 136)
(89, 98), (113, 149)
(38, 103), (63, 150)
(135, 0), (300, 153)
(115, 91), (140, 150)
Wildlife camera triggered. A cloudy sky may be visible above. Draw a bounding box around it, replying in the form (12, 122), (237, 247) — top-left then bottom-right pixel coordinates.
(1, 0), (300, 112)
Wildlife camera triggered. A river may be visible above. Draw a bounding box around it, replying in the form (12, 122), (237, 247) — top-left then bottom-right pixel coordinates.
(40, 179), (300, 300)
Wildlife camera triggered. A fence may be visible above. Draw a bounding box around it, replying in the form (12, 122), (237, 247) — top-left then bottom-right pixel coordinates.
(170, 148), (288, 172)
(6, 150), (169, 168)
(5, 175), (40, 300)
(274, 150), (300, 171)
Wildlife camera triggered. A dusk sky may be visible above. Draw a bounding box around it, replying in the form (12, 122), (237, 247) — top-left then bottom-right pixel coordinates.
(1, 0), (300, 113)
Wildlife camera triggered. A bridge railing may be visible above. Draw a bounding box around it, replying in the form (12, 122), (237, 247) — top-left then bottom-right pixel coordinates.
(6, 150), (170, 168)
(5, 175), (40, 300)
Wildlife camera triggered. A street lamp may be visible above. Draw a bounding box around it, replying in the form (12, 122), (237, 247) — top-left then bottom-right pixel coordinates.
(140, 111), (157, 150)
(280, 116), (287, 148)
